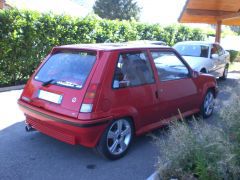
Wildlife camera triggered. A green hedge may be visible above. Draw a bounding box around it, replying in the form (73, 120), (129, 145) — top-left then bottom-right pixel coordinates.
(228, 50), (240, 63)
(0, 9), (206, 87)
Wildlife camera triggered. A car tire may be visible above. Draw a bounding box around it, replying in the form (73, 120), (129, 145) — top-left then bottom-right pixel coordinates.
(200, 90), (215, 118)
(96, 118), (133, 160)
(220, 65), (228, 80)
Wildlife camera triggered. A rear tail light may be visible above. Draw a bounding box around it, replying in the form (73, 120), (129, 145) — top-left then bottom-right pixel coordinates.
(80, 84), (99, 113)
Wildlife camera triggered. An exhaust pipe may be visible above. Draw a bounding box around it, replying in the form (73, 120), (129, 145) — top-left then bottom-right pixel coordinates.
(25, 124), (35, 132)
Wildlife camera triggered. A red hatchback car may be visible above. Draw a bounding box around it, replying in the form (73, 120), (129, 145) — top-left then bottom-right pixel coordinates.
(18, 43), (218, 159)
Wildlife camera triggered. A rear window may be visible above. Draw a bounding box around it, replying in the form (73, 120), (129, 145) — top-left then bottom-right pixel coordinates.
(35, 51), (96, 89)
(174, 44), (209, 58)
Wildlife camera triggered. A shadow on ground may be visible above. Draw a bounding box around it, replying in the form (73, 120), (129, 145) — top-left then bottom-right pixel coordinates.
(229, 70), (240, 74)
(0, 76), (238, 180)
(0, 121), (157, 180)
(216, 77), (239, 108)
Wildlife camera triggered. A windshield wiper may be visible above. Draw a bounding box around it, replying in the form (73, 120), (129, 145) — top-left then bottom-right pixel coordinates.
(42, 79), (56, 86)
(56, 80), (82, 88)
(42, 79), (82, 88)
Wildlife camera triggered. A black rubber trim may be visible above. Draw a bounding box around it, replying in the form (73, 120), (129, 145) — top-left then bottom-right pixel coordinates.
(19, 103), (109, 128)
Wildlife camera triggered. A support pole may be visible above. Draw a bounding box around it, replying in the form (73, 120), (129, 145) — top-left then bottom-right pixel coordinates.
(215, 20), (222, 43)
(0, 0), (5, 9)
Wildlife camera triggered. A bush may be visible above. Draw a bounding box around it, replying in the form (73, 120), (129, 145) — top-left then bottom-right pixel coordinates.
(220, 85), (240, 167)
(156, 120), (239, 179)
(0, 9), (206, 87)
(228, 50), (240, 63)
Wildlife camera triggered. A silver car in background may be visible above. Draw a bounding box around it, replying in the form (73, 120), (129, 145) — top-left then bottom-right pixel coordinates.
(173, 41), (230, 79)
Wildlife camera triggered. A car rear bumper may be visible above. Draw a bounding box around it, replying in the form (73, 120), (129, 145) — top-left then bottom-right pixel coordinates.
(18, 100), (111, 147)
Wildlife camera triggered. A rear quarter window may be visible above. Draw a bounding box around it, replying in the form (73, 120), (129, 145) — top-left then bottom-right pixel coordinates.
(112, 51), (155, 89)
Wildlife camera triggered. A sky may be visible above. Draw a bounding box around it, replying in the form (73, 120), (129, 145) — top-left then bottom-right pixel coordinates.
(7, 0), (187, 25)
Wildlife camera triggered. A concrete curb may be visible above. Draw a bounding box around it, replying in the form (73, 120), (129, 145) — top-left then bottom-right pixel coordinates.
(147, 171), (160, 180)
(0, 84), (25, 92)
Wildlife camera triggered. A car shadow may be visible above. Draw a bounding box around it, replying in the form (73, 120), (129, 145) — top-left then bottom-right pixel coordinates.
(217, 77), (239, 88)
(229, 70), (240, 74)
(215, 77), (239, 109)
(0, 121), (157, 180)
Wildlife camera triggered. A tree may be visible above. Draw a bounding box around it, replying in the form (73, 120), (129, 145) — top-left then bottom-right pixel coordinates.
(230, 26), (240, 35)
(93, 0), (141, 21)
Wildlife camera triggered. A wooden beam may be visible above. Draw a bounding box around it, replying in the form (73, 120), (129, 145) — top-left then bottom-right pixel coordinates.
(215, 21), (222, 43)
(186, 9), (235, 17)
(218, 12), (240, 20)
(178, 0), (190, 22)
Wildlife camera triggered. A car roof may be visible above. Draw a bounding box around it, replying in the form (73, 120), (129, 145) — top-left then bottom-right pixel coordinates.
(56, 43), (169, 51)
(128, 40), (167, 45)
(174, 41), (217, 46)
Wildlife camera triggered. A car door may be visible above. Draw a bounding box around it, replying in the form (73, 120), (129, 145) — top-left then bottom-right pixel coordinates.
(109, 50), (160, 127)
(150, 50), (199, 120)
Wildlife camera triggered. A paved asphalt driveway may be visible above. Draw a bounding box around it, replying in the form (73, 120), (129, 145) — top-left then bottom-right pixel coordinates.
(0, 69), (239, 180)
(0, 93), (158, 180)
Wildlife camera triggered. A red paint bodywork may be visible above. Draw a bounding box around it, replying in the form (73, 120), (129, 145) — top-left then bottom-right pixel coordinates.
(18, 44), (218, 148)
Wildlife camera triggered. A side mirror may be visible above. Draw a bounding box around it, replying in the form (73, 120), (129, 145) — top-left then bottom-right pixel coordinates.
(192, 70), (199, 78)
(211, 53), (219, 59)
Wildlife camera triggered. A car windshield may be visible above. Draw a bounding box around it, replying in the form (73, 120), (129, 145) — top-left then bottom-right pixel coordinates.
(35, 51), (96, 89)
(174, 44), (209, 58)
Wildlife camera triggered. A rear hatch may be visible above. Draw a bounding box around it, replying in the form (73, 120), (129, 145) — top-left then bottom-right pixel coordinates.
(20, 49), (98, 118)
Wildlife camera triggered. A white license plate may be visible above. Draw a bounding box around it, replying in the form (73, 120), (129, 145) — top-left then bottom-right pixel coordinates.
(38, 90), (63, 104)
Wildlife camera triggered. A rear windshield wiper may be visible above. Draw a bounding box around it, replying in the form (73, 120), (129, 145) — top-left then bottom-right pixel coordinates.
(42, 79), (56, 86)
(56, 81), (82, 88)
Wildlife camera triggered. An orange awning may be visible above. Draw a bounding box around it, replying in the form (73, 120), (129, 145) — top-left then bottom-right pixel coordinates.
(179, 0), (240, 25)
